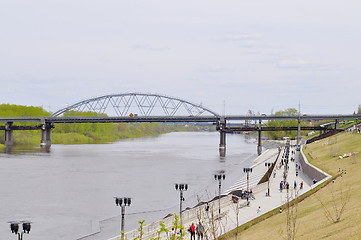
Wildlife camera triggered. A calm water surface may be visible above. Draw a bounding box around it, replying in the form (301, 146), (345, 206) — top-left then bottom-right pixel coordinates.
(0, 132), (257, 240)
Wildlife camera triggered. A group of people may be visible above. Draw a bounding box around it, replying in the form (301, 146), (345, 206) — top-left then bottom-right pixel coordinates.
(280, 179), (304, 192)
(188, 222), (205, 240)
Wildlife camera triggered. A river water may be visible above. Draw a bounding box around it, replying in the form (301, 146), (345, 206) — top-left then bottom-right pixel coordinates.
(0, 132), (257, 240)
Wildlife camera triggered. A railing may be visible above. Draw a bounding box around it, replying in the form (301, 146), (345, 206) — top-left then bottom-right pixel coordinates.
(108, 147), (283, 240)
(107, 195), (235, 240)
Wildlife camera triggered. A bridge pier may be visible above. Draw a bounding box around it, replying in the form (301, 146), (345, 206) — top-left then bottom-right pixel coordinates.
(218, 118), (226, 157)
(219, 131), (226, 157)
(40, 121), (52, 149)
(5, 122), (13, 147)
(297, 119), (301, 145)
(257, 119), (262, 155)
(257, 130), (262, 156)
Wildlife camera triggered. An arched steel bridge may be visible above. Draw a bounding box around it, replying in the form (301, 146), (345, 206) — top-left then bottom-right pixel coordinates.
(1, 92), (361, 154)
(50, 93), (219, 118)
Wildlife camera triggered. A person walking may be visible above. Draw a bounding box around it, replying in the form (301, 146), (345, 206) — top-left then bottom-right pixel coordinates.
(196, 221), (204, 240)
(189, 223), (196, 240)
(257, 205), (262, 213)
(205, 203), (209, 218)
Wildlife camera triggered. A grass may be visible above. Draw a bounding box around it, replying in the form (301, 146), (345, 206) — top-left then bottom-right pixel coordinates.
(221, 131), (361, 240)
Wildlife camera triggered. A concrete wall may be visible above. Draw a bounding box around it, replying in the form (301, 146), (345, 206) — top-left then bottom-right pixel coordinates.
(299, 146), (331, 185)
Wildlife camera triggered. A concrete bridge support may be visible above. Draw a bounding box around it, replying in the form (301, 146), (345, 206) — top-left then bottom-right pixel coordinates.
(335, 119), (340, 129)
(257, 130), (262, 156)
(218, 118), (226, 157)
(257, 119), (262, 156)
(4, 122), (13, 147)
(40, 121), (52, 148)
(297, 119), (301, 145)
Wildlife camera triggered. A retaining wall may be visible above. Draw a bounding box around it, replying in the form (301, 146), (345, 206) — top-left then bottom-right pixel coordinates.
(299, 145), (331, 185)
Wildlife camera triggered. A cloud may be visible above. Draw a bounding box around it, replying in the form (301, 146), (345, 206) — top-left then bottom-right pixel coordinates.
(275, 59), (345, 73)
(131, 44), (169, 52)
(239, 40), (259, 48)
(223, 32), (262, 41)
(276, 59), (311, 69)
(213, 32), (262, 48)
(197, 67), (235, 73)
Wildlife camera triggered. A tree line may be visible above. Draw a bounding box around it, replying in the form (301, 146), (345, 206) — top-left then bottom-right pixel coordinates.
(0, 104), (208, 146)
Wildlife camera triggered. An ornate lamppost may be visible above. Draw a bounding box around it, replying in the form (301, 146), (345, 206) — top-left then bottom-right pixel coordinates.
(265, 162), (274, 197)
(175, 183), (188, 229)
(214, 173), (225, 214)
(243, 167), (253, 205)
(115, 197), (132, 240)
(9, 221), (31, 240)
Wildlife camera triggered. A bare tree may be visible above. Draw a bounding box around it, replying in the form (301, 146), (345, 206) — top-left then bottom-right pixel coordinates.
(279, 189), (299, 240)
(285, 189), (299, 240)
(198, 190), (225, 240)
(315, 181), (351, 223)
(229, 196), (247, 240)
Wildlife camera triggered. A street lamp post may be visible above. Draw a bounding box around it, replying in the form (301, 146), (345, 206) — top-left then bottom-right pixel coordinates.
(115, 197), (132, 240)
(265, 162), (274, 197)
(243, 167), (253, 205)
(214, 173), (225, 214)
(9, 221), (31, 240)
(175, 183), (188, 229)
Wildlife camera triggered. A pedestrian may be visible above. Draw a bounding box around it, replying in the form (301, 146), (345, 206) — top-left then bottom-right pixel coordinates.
(273, 172), (276, 178)
(300, 181), (303, 189)
(286, 182), (290, 193)
(294, 180), (297, 189)
(257, 205), (262, 213)
(196, 222), (204, 240)
(280, 181), (283, 192)
(205, 203), (209, 218)
(189, 223), (196, 240)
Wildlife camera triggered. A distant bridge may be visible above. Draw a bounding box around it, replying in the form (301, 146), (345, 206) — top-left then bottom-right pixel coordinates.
(0, 93), (360, 155)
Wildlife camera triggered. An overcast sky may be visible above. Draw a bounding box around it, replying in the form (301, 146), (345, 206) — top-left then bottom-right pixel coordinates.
(1, 0), (360, 115)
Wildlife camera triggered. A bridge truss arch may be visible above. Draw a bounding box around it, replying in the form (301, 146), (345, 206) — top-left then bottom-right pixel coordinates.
(50, 93), (219, 117)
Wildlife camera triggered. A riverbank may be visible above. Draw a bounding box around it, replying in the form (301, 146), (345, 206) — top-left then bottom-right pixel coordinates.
(228, 131), (361, 239)
(106, 139), (316, 240)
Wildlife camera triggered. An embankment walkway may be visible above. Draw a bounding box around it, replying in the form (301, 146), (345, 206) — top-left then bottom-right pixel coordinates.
(109, 143), (330, 240)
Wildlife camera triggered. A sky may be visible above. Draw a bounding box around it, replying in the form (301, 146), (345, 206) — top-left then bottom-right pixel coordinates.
(1, 0), (360, 115)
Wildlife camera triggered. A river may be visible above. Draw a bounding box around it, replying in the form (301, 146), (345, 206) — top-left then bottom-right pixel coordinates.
(0, 132), (257, 240)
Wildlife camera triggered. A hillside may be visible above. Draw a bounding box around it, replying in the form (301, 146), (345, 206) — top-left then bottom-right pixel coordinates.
(225, 132), (361, 239)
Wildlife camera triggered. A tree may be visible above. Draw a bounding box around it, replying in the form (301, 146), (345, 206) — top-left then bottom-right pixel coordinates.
(314, 179), (351, 224)
(265, 108), (306, 140)
(285, 189), (299, 240)
(229, 196), (245, 240)
(156, 214), (185, 240)
(135, 220), (145, 240)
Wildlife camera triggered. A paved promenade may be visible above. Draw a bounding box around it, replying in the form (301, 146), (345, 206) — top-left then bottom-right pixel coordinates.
(180, 145), (313, 240)
(109, 144), (317, 240)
